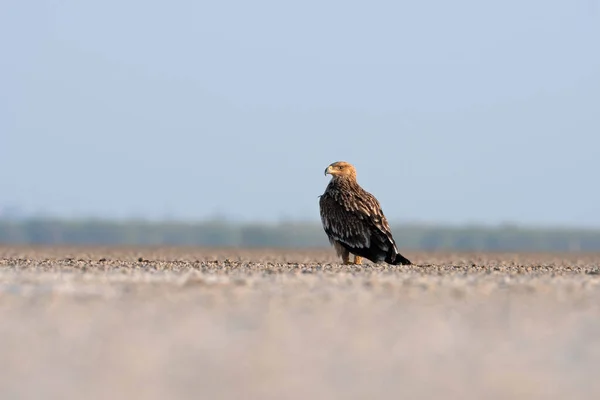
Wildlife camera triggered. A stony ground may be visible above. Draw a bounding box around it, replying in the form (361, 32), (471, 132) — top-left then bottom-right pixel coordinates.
(1, 245), (600, 400)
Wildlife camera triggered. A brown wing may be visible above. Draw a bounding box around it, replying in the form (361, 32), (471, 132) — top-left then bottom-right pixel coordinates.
(355, 190), (398, 249)
(320, 187), (400, 259)
(319, 193), (371, 250)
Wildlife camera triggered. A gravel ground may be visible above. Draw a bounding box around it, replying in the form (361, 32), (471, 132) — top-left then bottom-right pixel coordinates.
(1, 245), (600, 400)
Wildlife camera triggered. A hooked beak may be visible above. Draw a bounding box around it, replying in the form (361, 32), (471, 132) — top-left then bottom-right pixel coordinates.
(324, 165), (331, 176)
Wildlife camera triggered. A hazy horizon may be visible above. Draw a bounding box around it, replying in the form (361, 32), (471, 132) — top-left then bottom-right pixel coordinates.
(2, 1), (599, 227)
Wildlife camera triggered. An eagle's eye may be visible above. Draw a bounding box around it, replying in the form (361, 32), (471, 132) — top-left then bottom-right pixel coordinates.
(337, 166), (343, 170)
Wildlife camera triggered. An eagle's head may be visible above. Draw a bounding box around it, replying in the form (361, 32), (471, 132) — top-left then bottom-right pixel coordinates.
(324, 161), (357, 180)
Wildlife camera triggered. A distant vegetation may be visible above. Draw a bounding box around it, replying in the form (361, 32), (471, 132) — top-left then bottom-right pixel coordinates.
(1, 218), (600, 252)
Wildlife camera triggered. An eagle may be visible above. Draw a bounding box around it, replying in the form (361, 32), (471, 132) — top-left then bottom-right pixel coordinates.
(319, 161), (412, 265)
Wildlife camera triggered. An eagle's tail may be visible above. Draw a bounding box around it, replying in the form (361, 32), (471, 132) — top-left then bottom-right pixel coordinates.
(391, 252), (412, 265)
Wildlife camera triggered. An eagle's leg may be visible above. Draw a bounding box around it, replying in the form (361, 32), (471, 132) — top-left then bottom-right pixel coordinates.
(353, 255), (363, 265)
(342, 250), (352, 265)
(334, 241), (352, 265)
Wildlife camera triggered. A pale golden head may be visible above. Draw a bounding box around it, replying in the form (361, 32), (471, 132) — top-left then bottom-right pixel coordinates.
(324, 161), (357, 179)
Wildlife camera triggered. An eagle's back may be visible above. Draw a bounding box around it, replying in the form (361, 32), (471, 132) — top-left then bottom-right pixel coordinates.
(319, 178), (402, 264)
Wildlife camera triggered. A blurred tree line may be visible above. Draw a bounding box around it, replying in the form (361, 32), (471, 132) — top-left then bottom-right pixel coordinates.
(1, 218), (599, 252)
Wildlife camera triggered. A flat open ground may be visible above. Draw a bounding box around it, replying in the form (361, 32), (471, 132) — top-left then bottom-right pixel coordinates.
(1, 246), (600, 400)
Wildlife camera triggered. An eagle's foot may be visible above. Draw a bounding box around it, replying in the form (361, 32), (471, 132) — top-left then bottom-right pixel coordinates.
(353, 256), (363, 265)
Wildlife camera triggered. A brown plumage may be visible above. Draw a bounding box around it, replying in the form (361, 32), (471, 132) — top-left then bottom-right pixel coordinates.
(319, 161), (412, 265)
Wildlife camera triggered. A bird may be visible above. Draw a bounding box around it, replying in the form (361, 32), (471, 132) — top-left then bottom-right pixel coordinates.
(319, 161), (412, 265)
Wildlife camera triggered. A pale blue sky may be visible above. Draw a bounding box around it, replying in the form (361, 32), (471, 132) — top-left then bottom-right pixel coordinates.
(1, 0), (599, 226)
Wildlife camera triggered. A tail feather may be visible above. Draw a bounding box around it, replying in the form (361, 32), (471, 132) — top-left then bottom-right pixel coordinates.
(391, 252), (412, 265)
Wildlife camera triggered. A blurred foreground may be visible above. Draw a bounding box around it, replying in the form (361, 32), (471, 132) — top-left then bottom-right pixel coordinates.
(1, 246), (600, 400)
